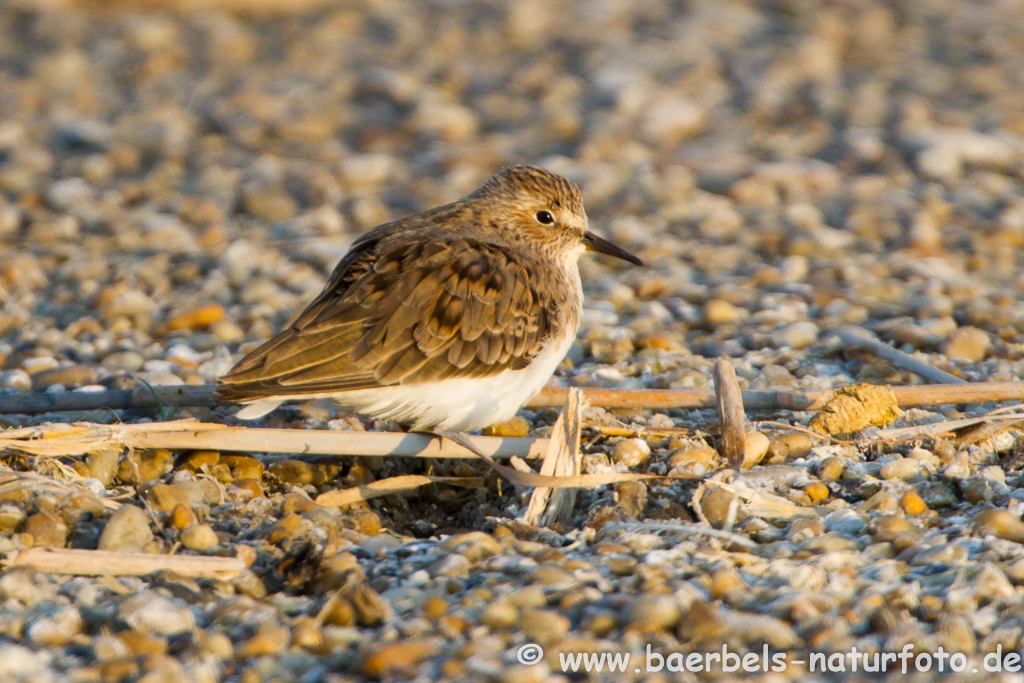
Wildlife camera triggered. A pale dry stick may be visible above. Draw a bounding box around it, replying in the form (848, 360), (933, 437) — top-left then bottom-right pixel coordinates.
(714, 360), (746, 469)
(871, 412), (1024, 441)
(6, 381), (1024, 415)
(603, 521), (757, 550)
(833, 326), (966, 384)
(520, 388), (584, 527)
(315, 475), (485, 507)
(0, 421), (549, 460)
(5, 547), (246, 579)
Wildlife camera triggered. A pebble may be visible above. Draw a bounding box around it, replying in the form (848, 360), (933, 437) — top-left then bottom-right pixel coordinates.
(98, 505), (153, 553)
(25, 511), (67, 548)
(942, 327), (991, 362)
(519, 608), (570, 645)
(480, 601), (518, 630)
(267, 460), (326, 486)
(179, 524), (219, 552)
(118, 593), (195, 636)
(482, 416), (531, 438)
(26, 605), (83, 646)
(622, 593), (680, 631)
(362, 641), (438, 679)
(611, 438), (651, 468)
(768, 431), (815, 461)
(441, 531), (503, 561)
(973, 509), (1024, 543)
(86, 449), (120, 487)
(880, 458), (921, 480)
(743, 431), (771, 468)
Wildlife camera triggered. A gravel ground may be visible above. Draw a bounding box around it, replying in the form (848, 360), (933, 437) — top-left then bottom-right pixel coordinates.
(3, 0), (1024, 681)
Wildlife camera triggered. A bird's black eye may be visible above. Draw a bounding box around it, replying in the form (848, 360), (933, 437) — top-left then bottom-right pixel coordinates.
(535, 210), (555, 225)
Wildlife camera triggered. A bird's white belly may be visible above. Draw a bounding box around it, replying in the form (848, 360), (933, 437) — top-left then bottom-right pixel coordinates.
(338, 328), (575, 431)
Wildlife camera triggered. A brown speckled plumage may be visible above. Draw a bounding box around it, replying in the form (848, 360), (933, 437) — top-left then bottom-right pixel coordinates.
(216, 165), (642, 429)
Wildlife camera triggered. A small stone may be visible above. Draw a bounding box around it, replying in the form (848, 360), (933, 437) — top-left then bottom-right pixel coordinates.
(704, 299), (744, 326)
(918, 481), (959, 508)
(118, 450), (174, 484)
(508, 586), (546, 609)
(880, 458), (921, 480)
(768, 432), (815, 461)
(32, 365), (100, 389)
(528, 564), (574, 585)
(0, 504), (26, 532)
(164, 303), (224, 332)
(177, 450), (219, 472)
(100, 289), (157, 320)
(362, 641), (438, 679)
(482, 416), (530, 437)
(625, 594), (681, 631)
(118, 593), (195, 635)
(771, 321), (819, 349)
(911, 543), (967, 566)
(480, 601), (518, 630)
(441, 531), (503, 561)
(942, 327), (990, 363)
(25, 510), (67, 548)
(86, 449), (120, 487)
(179, 524), (218, 552)
(267, 459), (325, 486)
(709, 567), (747, 599)
(902, 491), (927, 515)
(428, 554), (471, 579)
(870, 516), (918, 543)
(26, 605), (82, 646)
(236, 628), (289, 658)
(804, 482), (830, 503)
(642, 96), (706, 146)
(743, 431), (770, 469)
(677, 600), (726, 642)
(0, 370), (31, 392)
(974, 509), (1024, 543)
(221, 454), (264, 480)
(520, 608), (570, 645)
(612, 438), (651, 468)
(146, 484), (194, 515)
(699, 487), (736, 529)
(668, 444), (716, 476)
(419, 596), (448, 622)
(98, 505), (153, 553)
(102, 350), (145, 372)
(170, 503), (198, 530)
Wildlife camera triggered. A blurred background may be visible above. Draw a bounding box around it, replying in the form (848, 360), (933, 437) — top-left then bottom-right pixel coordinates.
(1, 0), (1024, 398)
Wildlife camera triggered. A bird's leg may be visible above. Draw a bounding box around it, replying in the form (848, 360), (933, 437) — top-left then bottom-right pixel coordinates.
(412, 430), (486, 458)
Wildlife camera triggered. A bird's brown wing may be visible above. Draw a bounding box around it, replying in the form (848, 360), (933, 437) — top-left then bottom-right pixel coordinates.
(215, 236), (556, 401)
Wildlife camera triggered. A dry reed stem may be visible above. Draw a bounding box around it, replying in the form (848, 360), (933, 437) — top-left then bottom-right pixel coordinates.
(834, 326), (966, 384)
(315, 475), (484, 507)
(5, 547), (246, 579)
(520, 389), (584, 527)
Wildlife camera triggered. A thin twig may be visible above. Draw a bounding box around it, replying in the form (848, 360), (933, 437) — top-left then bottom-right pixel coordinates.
(5, 547), (246, 579)
(834, 326), (965, 384)
(603, 521), (757, 549)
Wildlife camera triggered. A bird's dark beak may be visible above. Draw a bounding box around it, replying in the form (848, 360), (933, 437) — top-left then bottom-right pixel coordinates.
(583, 231), (644, 266)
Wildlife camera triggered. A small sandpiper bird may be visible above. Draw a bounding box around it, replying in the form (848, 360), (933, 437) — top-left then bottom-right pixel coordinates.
(216, 165), (643, 430)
